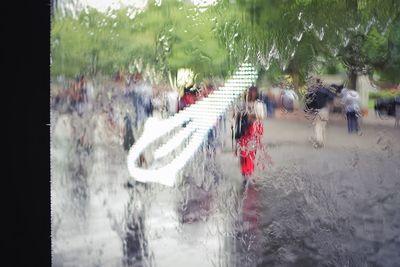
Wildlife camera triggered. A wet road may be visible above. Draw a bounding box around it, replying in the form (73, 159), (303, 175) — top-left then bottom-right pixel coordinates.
(51, 109), (400, 267)
(218, 116), (400, 266)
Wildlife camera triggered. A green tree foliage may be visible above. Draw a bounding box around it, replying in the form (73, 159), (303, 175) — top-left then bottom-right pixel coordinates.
(51, 0), (230, 81)
(51, 0), (400, 86)
(214, 0), (400, 87)
(374, 17), (400, 83)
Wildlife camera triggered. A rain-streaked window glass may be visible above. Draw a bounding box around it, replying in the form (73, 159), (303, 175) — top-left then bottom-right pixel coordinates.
(51, 0), (400, 266)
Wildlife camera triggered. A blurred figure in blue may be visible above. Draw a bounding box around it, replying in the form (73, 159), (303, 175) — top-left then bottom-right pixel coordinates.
(131, 81), (153, 130)
(266, 90), (276, 117)
(395, 95), (400, 128)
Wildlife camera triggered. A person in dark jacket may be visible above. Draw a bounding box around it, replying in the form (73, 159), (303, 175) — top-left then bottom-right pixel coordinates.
(123, 113), (135, 152)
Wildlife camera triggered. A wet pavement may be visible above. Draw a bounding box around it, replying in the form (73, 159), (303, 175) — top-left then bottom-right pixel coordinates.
(218, 115), (400, 266)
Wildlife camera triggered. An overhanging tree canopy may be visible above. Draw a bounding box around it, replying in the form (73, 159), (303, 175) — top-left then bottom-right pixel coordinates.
(51, 0), (400, 88)
(51, 0), (231, 82)
(214, 0), (400, 87)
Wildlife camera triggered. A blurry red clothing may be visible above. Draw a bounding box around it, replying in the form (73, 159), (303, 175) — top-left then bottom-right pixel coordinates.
(238, 121), (264, 177)
(179, 93), (195, 110)
(184, 94), (195, 105)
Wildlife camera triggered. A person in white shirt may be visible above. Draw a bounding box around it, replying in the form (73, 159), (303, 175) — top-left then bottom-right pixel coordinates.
(343, 89), (361, 134)
(280, 87), (299, 112)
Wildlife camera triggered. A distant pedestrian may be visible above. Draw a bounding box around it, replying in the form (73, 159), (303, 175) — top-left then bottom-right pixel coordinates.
(166, 90), (179, 116)
(281, 87), (298, 112)
(123, 113), (135, 152)
(343, 90), (361, 134)
(266, 90), (276, 117)
(395, 96), (400, 128)
(305, 80), (336, 148)
(178, 87), (195, 110)
(312, 105), (330, 148)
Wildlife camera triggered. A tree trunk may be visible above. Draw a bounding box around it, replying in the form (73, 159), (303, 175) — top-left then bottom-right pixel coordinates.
(347, 71), (357, 90)
(287, 61), (301, 94)
(291, 72), (300, 92)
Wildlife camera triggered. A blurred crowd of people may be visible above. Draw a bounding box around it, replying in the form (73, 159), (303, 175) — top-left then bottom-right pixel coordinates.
(51, 71), (399, 194)
(51, 72), (225, 156)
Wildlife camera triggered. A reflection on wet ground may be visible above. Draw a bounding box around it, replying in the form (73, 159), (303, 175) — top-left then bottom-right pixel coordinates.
(51, 102), (400, 266)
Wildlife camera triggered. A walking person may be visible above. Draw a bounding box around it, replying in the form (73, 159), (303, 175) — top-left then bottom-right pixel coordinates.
(343, 89), (361, 134)
(280, 86), (299, 113)
(394, 95), (400, 128)
(266, 90), (276, 118)
(166, 90), (179, 117)
(305, 80), (336, 148)
(312, 104), (330, 148)
(233, 86), (265, 190)
(77, 75), (87, 116)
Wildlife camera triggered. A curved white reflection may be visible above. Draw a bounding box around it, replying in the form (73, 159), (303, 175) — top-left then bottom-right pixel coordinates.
(127, 63), (258, 186)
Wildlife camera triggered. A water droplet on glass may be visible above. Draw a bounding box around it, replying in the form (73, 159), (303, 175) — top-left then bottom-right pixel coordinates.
(294, 32), (303, 42)
(343, 35), (350, 47)
(316, 27), (324, 41)
(298, 12), (303, 21)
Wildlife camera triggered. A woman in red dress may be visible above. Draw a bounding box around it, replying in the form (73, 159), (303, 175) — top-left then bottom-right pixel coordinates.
(234, 86), (265, 187)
